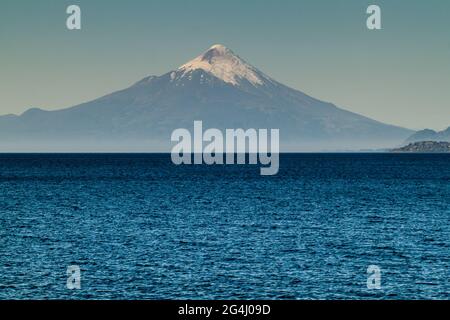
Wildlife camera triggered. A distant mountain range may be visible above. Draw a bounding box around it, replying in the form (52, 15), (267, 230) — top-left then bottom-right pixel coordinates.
(405, 127), (450, 144)
(0, 44), (414, 152)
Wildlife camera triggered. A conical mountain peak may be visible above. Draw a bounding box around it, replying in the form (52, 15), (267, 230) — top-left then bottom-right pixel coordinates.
(177, 44), (265, 86)
(0, 43), (413, 152)
(200, 44), (235, 60)
(206, 44), (230, 53)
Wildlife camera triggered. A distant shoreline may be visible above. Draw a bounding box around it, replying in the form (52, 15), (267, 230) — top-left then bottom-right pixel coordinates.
(391, 141), (450, 153)
(0, 151), (449, 155)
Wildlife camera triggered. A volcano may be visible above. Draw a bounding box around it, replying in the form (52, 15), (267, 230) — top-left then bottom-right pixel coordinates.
(0, 44), (413, 151)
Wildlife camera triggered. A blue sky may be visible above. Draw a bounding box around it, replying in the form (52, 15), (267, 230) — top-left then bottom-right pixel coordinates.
(1, 0), (449, 130)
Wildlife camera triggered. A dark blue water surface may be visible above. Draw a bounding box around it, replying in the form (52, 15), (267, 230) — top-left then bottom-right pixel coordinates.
(0, 154), (448, 299)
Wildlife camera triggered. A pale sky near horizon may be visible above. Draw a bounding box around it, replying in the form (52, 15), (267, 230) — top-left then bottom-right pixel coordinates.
(1, 0), (449, 131)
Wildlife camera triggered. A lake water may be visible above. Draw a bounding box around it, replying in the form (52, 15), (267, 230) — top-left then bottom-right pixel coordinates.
(0, 154), (448, 299)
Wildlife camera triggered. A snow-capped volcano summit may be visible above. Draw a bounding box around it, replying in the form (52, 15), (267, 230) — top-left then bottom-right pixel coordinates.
(177, 44), (267, 86)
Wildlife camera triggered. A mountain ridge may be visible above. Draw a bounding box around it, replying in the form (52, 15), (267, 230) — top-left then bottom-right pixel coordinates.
(405, 127), (450, 144)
